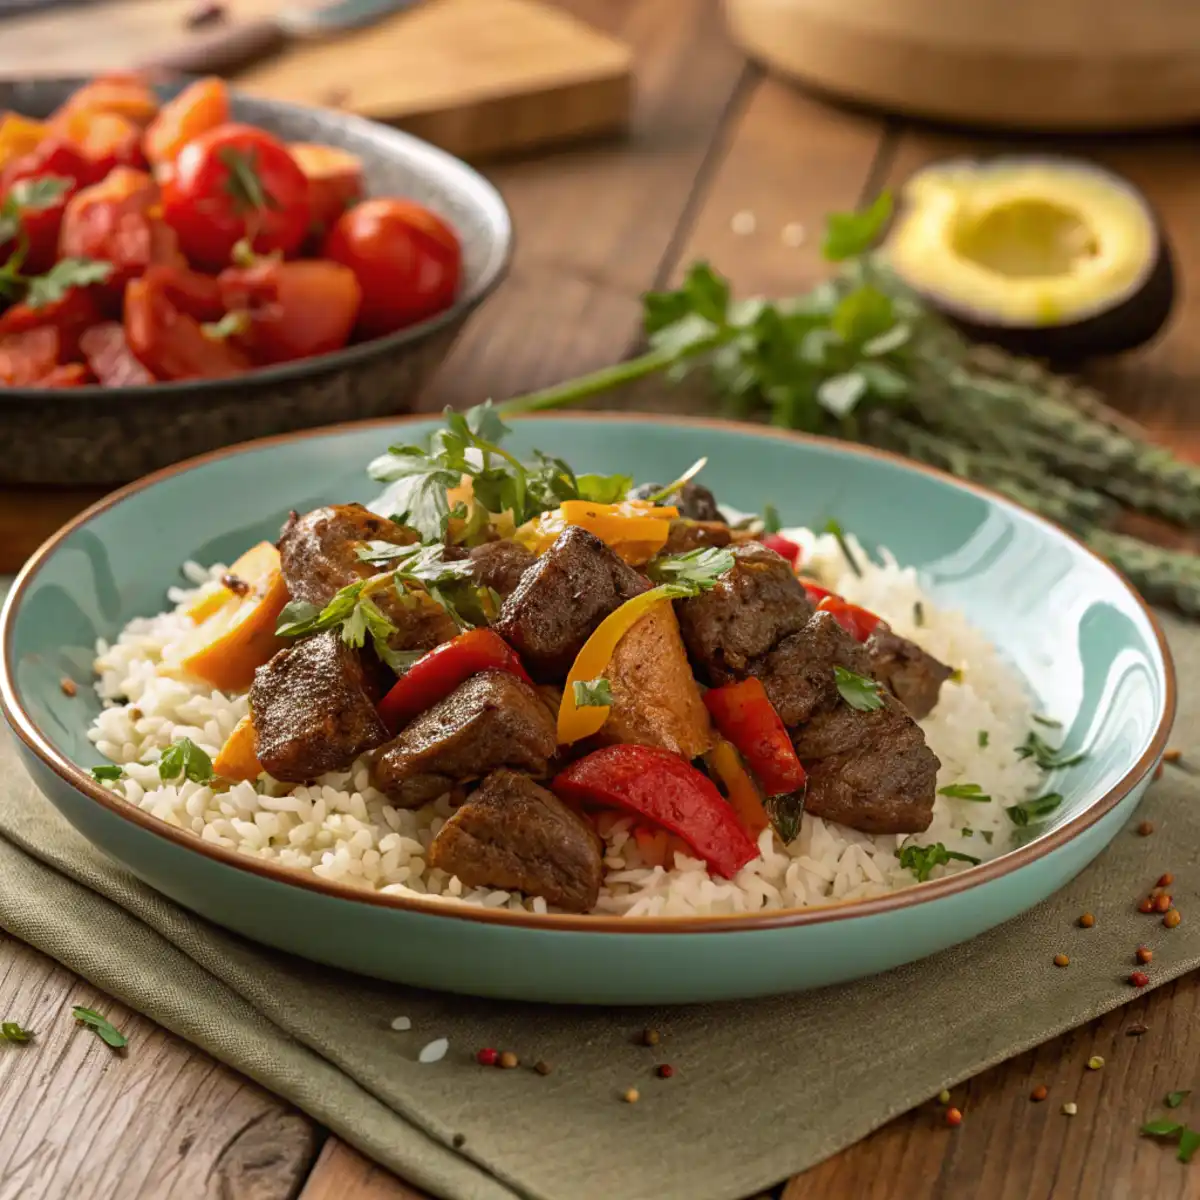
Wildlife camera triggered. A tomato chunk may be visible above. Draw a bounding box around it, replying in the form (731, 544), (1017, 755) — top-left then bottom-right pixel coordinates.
(32, 363), (92, 388)
(0, 326), (60, 385)
(0, 286), (102, 359)
(143, 77), (230, 169)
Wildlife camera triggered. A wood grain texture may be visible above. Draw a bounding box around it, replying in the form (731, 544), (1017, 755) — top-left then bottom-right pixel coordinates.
(0, 937), (318, 1200)
(298, 1140), (425, 1200)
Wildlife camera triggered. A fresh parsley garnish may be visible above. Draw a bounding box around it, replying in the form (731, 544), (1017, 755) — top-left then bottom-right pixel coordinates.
(572, 678), (613, 708)
(1180, 1129), (1200, 1164)
(91, 764), (123, 782)
(1141, 1117), (1200, 1163)
(913, 600), (924, 627)
(0, 175), (71, 245)
(821, 190), (893, 261)
(158, 738), (214, 785)
(834, 666), (883, 712)
(643, 457), (708, 505)
(961, 828), (974, 838)
(202, 310), (251, 340)
(368, 401), (627, 543)
(576, 473), (633, 504)
(25, 257), (113, 309)
(897, 841), (980, 883)
(761, 504), (781, 535)
(764, 788), (806, 844)
(1032, 713), (1062, 729)
(1006, 792), (1063, 827)
(645, 546), (734, 590)
(1016, 729), (1086, 770)
(823, 518), (861, 577)
(1167, 1090), (1192, 1109)
(0, 1021), (33, 1043)
(977, 730), (989, 748)
(937, 782), (991, 802)
(72, 1005), (127, 1050)
(1143, 1119), (1185, 1137)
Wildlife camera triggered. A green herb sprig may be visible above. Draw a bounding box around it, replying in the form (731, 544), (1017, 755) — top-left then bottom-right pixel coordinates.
(645, 546), (735, 590)
(1006, 792), (1064, 827)
(72, 1006), (127, 1050)
(834, 666), (883, 712)
(1, 1021), (33, 1043)
(158, 738), (213, 785)
(897, 842), (981, 883)
(938, 782), (991, 802)
(573, 678), (613, 708)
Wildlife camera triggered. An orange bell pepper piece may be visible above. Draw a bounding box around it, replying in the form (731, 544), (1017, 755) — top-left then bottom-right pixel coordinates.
(213, 714), (263, 782)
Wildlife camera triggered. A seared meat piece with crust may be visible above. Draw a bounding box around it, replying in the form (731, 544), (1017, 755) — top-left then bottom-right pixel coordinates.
(676, 543), (814, 684)
(251, 631), (390, 782)
(663, 520), (734, 555)
(371, 670), (558, 807)
(492, 526), (648, 682)
(428, 769), (603, 912)
(749, 611), (873, 728)
(468, 540), (536, 598)
(791, 692), (939, 834)
(628, 479), (722, 522)
(866, 625), (953, 719)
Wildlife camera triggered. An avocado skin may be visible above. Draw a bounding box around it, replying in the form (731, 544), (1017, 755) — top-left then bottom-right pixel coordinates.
(931, 237), (1176, 365)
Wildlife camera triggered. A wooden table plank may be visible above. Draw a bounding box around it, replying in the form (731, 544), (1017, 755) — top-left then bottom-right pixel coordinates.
(298, 1140), (424, 1200)
(0, 938), (318, 1200)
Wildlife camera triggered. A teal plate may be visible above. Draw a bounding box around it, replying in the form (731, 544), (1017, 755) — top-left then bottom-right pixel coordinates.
(0, 415), (1175, 1004)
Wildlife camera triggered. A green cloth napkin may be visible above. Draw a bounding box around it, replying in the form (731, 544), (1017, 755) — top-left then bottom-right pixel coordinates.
(1, 614), (1197, 1200)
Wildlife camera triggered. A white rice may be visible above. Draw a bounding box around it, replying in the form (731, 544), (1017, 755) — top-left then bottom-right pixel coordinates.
(86, 532), (1046, 917)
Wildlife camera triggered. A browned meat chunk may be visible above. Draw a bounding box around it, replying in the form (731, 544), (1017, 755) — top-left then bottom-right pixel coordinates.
(866, 625), (953, 719)
(468, 540), (536, 598)
(596, 602), (713, 759)
(492, 526), (648, 682)
(676, 543), (813, 684)
(628, 479), (722, 522)
(663, 519), (734, 555)
(747, 611), (873, 728)
(428, 769), (604, 912)
(371, 670), (557, 807)
(278, 504), (457, 653)
(791, 692), (939, 834)
(251, 631), (390, 782)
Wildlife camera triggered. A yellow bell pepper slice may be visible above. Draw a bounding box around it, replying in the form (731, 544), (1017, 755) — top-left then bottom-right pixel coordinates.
(184, 541), (281, 624)
(557, 584), (680, 744)
(705, 739), (772, 839)
(517, 500), (679, 564)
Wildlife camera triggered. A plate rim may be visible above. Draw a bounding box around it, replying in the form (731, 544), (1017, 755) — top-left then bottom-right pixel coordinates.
(0, 411), (1176, 934)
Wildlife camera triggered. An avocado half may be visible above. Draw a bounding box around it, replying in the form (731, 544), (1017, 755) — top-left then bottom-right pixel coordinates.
(882, 157), (1175, 361)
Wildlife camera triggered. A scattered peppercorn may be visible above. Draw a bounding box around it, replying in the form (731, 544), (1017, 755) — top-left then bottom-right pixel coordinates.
(1153, 763), (1165, 782)
(1158, 873), (1175, 887)
(1138, 897), (1156, 913)
(452, 1133), (466, 1149)
(1154, 893), (1173, 913)
(945, 1107), (963, 1127)
(623, 1087), (640, 1104)
(656, 1064), (675, 1079)
(59, 677), (77, 697)
(476, 1048), (497, 1066)
(1164, 909), (1182, 929)
(1054, 953), (1070, 967)
(1078, 912), (1095, 928)
(534, 1061), (552, 1076)
(1126, 1024), (1149, 1037)
(1087, 1056), (1105, 1070)
(1062, 1102), (1078, 1116)
(1136, 946), (1153, 964)
(1164, 749), (1182, 764)
(498, 1051), (519, 1070)
(641, 1028), (661, 1046)
(938, 1089), (951, 1105)
(1031, 1085), (1048, 1102)
(1130, 971), (1150, 988)
(1137, 821), (1154, 836)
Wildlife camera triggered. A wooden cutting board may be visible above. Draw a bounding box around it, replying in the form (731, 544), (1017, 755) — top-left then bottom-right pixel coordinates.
(0, 0), (633, 160)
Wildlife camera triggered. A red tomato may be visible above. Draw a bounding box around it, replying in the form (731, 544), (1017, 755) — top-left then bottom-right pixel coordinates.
(162, 125), (310, 270)
(143, 77), (230, 170)
(761, 532), (802, 566)
(323, 198), (461, 338)
(0, 326), (60, 385)
(125, 272), (250, 381)
(0, 286), (103, 359)
(217, 259), (361, 364)
(0, 140), (93, 273)
(59, 167), (184, 305)
(152, 264), (225, 322)
(816, 594), (883, 642)
(32, 363), (92, 388)
(80, 321), (154, 386)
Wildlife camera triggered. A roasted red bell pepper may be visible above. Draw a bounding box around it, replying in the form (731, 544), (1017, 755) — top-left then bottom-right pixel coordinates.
(553, 745), (758, 879)
(762, 532), (802, 567)
(801, 581), (832, 605)
(816, 594), (882, 642)
(376, 628), (532, 732)
(702, 677), (806, 796)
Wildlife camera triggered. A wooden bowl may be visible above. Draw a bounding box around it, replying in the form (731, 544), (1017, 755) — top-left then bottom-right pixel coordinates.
(0, 78), (512, 486)
(723, 0), (1200, 131)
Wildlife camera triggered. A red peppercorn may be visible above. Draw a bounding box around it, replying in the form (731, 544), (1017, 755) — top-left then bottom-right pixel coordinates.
(1129, 971), (1150, 988)
(656, 1064), (675, 1079)
(1138, 897), (1155, 914)
(1137, 821), (1155, 836)
(1164, 909), (1182, 929)
(1154, 893), (1173, 913)
(945, 1107), (963, 1127)
(1136, 946), (1153, 964)
(1158, 873), (1174, 887)
(476, 1048), (498, 1066)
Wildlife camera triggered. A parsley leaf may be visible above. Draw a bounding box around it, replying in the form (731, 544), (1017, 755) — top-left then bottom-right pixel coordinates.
(822, 191), (893, 261)
(0, 1021), (33, 1043)
(1016, 729), (1086, 770)
(158, 738), (214, 785)
(1180, 1128), (1200, 1164)
(1032, 713), (1063, 729)
(573, 678), (613, 708)
(762, 504), (781, 534)
(91, 764), (124, 782)
(897, 841), (981, 883)
(913, 600), (925, 627)
(645, 547), (734, 590)
(977, 730), (989, 748)
(25, 258), (113, 309)
(823, 518), (862, 577)
(575, 472), (632, 505)
(1006, 792), (1064, 827)
(834, 666), (883, 712)
(938, 782), (991, 802)
(72, 1006), (127, 1050)
(764, 788), (806, 844)
(0, 175), (70, 244)
(1167, 1090), (1192, 1109)
(1142, 1119), (1185, 1137)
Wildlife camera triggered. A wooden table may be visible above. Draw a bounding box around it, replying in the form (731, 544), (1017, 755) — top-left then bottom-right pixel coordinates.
(3, 2), (1200, 1197)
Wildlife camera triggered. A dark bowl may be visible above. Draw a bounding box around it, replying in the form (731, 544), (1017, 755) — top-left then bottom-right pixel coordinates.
(0, 77), (512, 485)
